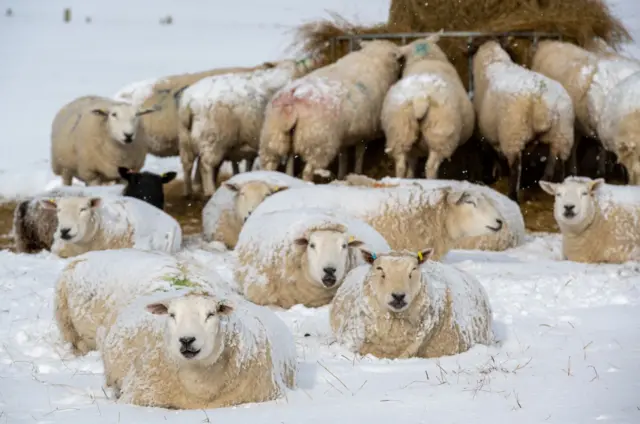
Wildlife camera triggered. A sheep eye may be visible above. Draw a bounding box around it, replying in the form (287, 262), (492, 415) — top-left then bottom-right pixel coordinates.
(169, 313), (175, 319)
(309, 243), (315, 249)
(341, 243), (347, 249)
(206, 312), (215, 320)
(111, 112), (117, 118)
(80, 207), (88, 212)
(581, 192), (588, 196)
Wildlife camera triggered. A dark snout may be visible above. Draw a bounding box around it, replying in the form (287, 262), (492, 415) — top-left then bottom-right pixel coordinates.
(60, 227), (72, 240)
(123, 132), (134, 144)
(388, 292), (407, 311)
(563, 204), (576, 219)
(486, 219), (503, 232)
(179, 336), (200, 359)
(321, 266), (337, 288)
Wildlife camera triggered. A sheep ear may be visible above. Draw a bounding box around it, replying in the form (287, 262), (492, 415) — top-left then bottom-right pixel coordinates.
(270, 185), (289, 194)
(347, 237), (364, 248)
(216, 301), (234, 316)
(588, 178), (605, 193)
(161, 172), (177, 184)
(40, 198), (57, 210)
(224, 182), (240, 192)
(359, 248), (377, 264)
(118, 167), (132, 181)
(89, 197), (101, 208)
(146, 302), (169, 315)
(91, 108), (108, 117)
(446, 189), (468, 205)
(416, 248), (434, 264)
(538, 180), (557, 195)
(293, 237), (308, 247)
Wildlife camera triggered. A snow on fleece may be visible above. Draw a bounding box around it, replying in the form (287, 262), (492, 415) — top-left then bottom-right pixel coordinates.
(383, 73), (450, 107)
(103, 287), (295, 395)
(279, 76), (349, 109)
(202, 170), (312, 237)
(334, 259), (492, 354)
(235, 208), (391, 287)
(112, 76), (166, 107)
(598, 71), (640, 130)
(586, 56), (640, 124)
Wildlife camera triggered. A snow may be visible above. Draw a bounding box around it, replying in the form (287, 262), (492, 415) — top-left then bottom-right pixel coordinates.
(112, 76), (165, 107)
(282, 76), (348, 108)
(587, 57), (640, 128)
(597, 71), (640, 144)
(384, 73), (449, 107)
(1, 0), (640, 421)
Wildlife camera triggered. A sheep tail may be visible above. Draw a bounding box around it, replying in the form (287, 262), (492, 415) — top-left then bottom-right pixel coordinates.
(531, 96), (552, 134)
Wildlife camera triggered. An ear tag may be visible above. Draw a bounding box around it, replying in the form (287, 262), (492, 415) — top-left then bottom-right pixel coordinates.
(161, 173), (167, 178)
(417, 251), (423, 261)
(348, 236), (355, 243)
(371, 252), (377, 260)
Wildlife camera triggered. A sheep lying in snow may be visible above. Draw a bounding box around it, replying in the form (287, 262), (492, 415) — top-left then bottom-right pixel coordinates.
(540, 176), (640, 263)
(473, 41), (575, 202)
(382, 35), (475, 179)
(55, 248), (234, 355)
(100, 289), (296, 409)
(250, 183), (506, 260)
(41, 195), (182, 258)
(202, 170), (311, 249)
(235, 208), (390, 309)
(51, 95), (159, 186)
(13, 170), (175, 254)
(177, 58), (319, 197)
(596, 72), (640, 184)
(259, 40), (404, 181)
(330, 248), (494, 359)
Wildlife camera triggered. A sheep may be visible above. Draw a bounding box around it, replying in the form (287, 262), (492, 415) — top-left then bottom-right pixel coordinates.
(234, 208), (390, 309)
(341, 174), (525, 251)
(330, 248), (494, 359)
(472, 41), (575, 202)
(259, 40), (405, 181)
(596, 72), (640, 184)
(40, 195), (182, 258)
(177, 58), (319, 198)
(55, 248), (234, 355)
(100, 288), (296, 409)
(50, 95), (160, 186)
(250, 183), (506, 260)
(201, 170), (311, 249)
(13, 171), (175, 254)
(382, 35), (475, 179)
(539, 176), (640, 263)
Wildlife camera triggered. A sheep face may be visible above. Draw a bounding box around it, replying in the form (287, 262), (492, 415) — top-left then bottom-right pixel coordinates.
(445, 189), (504, 239)
(40, 196), (101, 243)
(540, 178), (604, 232)
(359, 249), (433, 313)
(147, 294), (234, 365)
(224, 181), (289, 223)
(118, 167), (176, 210)
(91, 103), (158, 145)
(294, 231), (364, 289)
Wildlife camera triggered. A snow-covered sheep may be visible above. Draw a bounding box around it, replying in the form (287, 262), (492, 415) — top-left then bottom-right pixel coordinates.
(539, 176), (640, 263)
(100, 288), (296, 409)
(41, 195), (182, 258)
(330, 248), (494, 359)
(250, 183), (506, 260)
(177, 58), (319, 197)
(50, 95), (160, 186)
(55, 248), (235, 355)
(472, 41), (575, 202)
(235, 208), (390, 309)
(382, 36), (475, 179)
(259, 40), (404, 181)
(596, 72), (640, 184)
(202, 170), (311, 249)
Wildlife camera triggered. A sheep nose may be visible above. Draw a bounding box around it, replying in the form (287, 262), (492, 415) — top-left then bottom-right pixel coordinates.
(179, 336), (196, 347)
(564, 204), (575, 212)
(391, 292), (406, 302)
(123, 133), (133, 143)
(323, 267), (336, 276)
(60, 228), (71, 240)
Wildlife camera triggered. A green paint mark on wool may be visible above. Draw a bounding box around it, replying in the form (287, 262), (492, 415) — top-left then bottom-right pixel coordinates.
(414, 43), (429, 56)
(162, 273), (200, 288)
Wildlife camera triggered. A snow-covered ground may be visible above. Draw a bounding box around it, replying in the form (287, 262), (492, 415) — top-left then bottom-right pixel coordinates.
(1, 1), (640, 423)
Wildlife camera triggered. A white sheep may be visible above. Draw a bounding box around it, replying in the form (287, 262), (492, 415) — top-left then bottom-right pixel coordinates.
(382, 36), (475, 179)
(472, 41), (575, 202)
(50, 95), (159, 186)
(596, 72), (640, 184)
(259, 40), (404, 181)
(55, 248), (235, 355)
(234, 208), (390, 309)
(539, 176), (640, 263)
(100, 288), (296, 409)
(330, 248), (494, 359)
(201, 170), (311, 249)
(250, 183), (506, 260)
(177, 58), (318, 197)
(40, 195), (182, 258)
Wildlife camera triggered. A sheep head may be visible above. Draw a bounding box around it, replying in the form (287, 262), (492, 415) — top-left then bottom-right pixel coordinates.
(443, 188), (505, 241)
(40, 196), (101, 244)
(91, 102), (159, 145)
(540, 177), (604, 234)
(224, 180), (289, 223)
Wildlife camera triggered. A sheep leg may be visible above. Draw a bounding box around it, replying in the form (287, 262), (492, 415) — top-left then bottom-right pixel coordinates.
(354, 142), (366, 175)
(337, 150), (348, 180)
(542, 150), (558, 182)
(246, 157), (256, 172)
(232, 161), (240, 175)
(568, 137), (579, 176)
(394, 153), (407, 178)
(507, 153), (522, 204)
(61, 170), (73, 186)
(425, 151), (443, 179)
(406, 156), (417, 178)
(192, 156), (203, 194)
(285, 155), (295, 176)
(180, 151), (196, 198)
(301, 163), (315, 181)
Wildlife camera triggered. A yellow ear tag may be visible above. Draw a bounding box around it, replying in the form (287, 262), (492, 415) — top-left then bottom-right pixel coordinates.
(417, 251), (423, 261)
(348, 236), (355, 243)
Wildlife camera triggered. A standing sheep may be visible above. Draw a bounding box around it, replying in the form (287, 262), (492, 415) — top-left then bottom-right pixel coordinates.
(250, 183), (506, 260)
(235, 208), (390, 309)
(539, 176), (640, 263)
(177, 58), (319, 197)
(330, 248), (494, 359)
(55, 248), (234, 355)
(382, 35), (475, 179)
(472, 41), (575, 202)
(41, 195), (182, 258)
(201, 170), (311, 249)
(101, 289), (297, 409)
(259, 40), (405, 181)
(50, 95), (159, 186)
